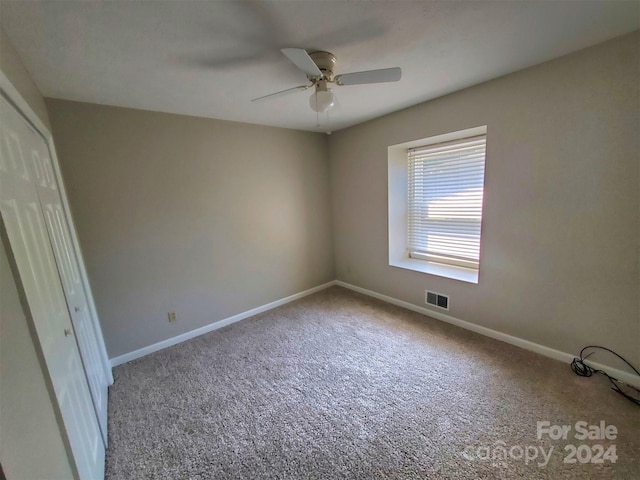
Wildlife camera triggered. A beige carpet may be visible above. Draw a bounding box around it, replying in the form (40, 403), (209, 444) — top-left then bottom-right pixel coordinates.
(106, 286), (639, 479)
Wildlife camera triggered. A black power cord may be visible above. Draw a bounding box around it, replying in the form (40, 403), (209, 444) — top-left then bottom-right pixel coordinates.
(571, 345), (640, 406)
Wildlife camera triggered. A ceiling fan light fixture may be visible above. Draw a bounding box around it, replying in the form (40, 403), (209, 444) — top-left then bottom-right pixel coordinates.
(255, 48), (401, 115)
(309, 88), (335, 113)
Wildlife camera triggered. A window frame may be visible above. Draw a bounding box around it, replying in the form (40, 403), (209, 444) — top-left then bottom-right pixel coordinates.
(388, 125), (487, 284)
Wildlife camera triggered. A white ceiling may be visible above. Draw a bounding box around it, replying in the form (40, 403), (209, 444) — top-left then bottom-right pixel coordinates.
(1, 1), (638, 133)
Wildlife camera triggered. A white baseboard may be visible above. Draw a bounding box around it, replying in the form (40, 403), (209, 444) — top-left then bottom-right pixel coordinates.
(111, 278), (639, 389)
(110, 281), (337, 367)
(336, 281), (640, 389)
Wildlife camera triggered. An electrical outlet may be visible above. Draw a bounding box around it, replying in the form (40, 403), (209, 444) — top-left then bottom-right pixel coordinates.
(168, 311), (177, 322)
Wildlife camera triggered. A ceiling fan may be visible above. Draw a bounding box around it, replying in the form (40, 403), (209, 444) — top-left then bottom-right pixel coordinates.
(252, 48), (402, 113)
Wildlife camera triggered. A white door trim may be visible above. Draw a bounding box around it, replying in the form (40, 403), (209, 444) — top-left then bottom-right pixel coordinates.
(0, 70), (113, 386)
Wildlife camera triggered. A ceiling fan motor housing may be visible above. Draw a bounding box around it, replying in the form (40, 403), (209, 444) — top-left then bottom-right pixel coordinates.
(309, 51), (336, 81)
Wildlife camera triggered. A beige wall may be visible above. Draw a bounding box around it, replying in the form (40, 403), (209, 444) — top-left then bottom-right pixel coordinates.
(46, 100), (334, 358)
(1, 28), (73, 479)
(329, 32), (640, 367)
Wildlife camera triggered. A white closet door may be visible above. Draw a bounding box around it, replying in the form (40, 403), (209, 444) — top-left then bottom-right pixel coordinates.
(0, 96), (105, 480)
(29, 124), (109, 441)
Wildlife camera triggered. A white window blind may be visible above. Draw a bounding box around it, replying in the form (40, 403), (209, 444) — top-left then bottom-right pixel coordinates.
(407, 134), (486, 270)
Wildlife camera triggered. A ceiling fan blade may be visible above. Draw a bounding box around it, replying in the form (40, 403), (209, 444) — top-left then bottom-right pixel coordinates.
(281, 48), (322, 78)
(335, 67), (402, 86)
(251, 84), (311, 102)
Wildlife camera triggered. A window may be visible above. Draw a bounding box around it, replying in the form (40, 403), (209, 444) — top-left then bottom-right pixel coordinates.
(407, 134), (486, 269)
(388, 126), (487, 283)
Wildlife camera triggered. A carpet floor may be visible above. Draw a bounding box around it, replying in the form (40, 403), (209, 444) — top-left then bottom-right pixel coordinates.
(105, 286), (639, 479)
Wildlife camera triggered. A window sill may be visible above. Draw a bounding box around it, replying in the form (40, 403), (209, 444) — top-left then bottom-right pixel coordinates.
(389, 257), (479, 284)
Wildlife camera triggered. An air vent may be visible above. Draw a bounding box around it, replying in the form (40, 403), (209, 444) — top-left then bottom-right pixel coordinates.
(425, 290), (449, 310)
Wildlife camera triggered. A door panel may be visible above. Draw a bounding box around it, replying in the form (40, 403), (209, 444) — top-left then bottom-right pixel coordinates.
(12, 95), (109, 441)
(40, 186), (109, 438)
(0, 96), (105, 480)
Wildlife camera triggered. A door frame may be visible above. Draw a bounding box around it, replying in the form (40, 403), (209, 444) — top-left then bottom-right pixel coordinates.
(0, 69), (113, 386)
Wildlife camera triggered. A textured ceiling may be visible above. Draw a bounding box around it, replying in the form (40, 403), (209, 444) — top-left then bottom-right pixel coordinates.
(1, 1), (638, 132)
